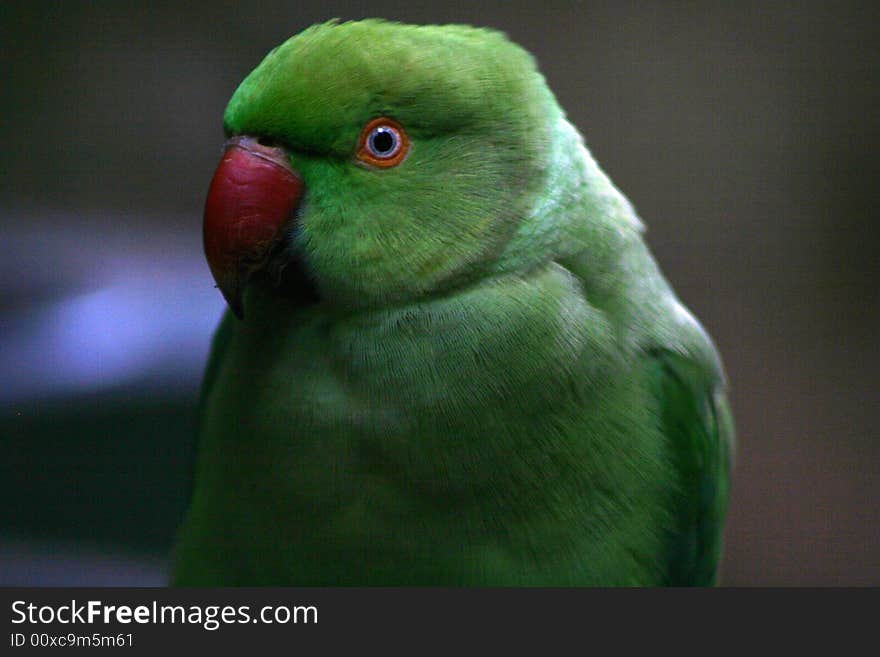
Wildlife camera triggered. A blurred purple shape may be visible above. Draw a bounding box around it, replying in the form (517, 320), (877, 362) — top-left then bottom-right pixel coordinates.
(0, 537), (168, 586)
(1, 209), (226, 405)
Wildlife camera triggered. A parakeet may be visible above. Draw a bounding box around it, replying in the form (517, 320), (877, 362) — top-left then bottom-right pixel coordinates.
(172, 19), (734, 586)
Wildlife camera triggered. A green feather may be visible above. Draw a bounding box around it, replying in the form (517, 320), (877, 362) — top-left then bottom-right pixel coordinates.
(173, 20), (733, 586)
(649, 351), (733, 585)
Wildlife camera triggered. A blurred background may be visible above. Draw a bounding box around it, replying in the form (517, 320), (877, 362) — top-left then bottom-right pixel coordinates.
(1, 1), (877, 585)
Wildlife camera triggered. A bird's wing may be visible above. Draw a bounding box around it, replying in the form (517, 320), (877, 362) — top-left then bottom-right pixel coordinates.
(181, 312), (235, 497)
(648, 349), (734, 586)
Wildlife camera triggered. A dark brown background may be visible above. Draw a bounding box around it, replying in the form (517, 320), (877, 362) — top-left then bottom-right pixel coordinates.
(1, 1), (877, 585)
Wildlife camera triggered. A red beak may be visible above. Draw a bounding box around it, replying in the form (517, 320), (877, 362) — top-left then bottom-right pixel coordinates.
(203, 135), (304, 318)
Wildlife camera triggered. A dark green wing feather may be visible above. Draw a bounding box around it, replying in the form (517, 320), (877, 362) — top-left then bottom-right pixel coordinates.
(649, 349), (734, 586)
(181, 312), (234, 500)
(196, 312), (235, 420)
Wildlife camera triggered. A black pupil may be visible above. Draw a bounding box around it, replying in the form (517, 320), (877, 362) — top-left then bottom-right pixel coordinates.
(370, 128), (396, 155)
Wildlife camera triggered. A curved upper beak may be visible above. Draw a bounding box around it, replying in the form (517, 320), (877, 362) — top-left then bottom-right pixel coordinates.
(203, 135), (304, 319)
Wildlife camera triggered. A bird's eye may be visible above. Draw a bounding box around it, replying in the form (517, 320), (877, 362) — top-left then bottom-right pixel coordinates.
(357, 117), (409, 168)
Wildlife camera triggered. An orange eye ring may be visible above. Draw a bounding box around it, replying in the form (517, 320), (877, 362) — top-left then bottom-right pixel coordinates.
(356, 117), (409, 168)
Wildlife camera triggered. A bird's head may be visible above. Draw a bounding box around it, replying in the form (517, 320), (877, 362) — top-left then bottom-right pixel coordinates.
(203, 19), (566, 318)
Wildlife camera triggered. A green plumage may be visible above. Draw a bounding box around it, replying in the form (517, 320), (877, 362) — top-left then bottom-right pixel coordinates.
(172, 19), (733, 585)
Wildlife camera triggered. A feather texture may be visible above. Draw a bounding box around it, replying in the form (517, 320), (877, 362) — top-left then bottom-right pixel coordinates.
(173, 20), (733, 585)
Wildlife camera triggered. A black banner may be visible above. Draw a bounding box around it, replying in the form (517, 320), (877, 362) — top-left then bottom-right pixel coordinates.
(1, 588), (875, 652)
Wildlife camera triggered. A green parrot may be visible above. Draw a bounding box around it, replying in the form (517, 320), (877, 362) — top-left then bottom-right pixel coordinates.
(172, 19), (734, 586)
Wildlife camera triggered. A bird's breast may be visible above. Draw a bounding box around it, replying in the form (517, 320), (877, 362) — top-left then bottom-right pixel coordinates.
(198, 263), (615, 527)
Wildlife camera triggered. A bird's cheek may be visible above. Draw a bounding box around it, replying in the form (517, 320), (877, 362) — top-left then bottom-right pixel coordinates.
(203, 135), (304, 318)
